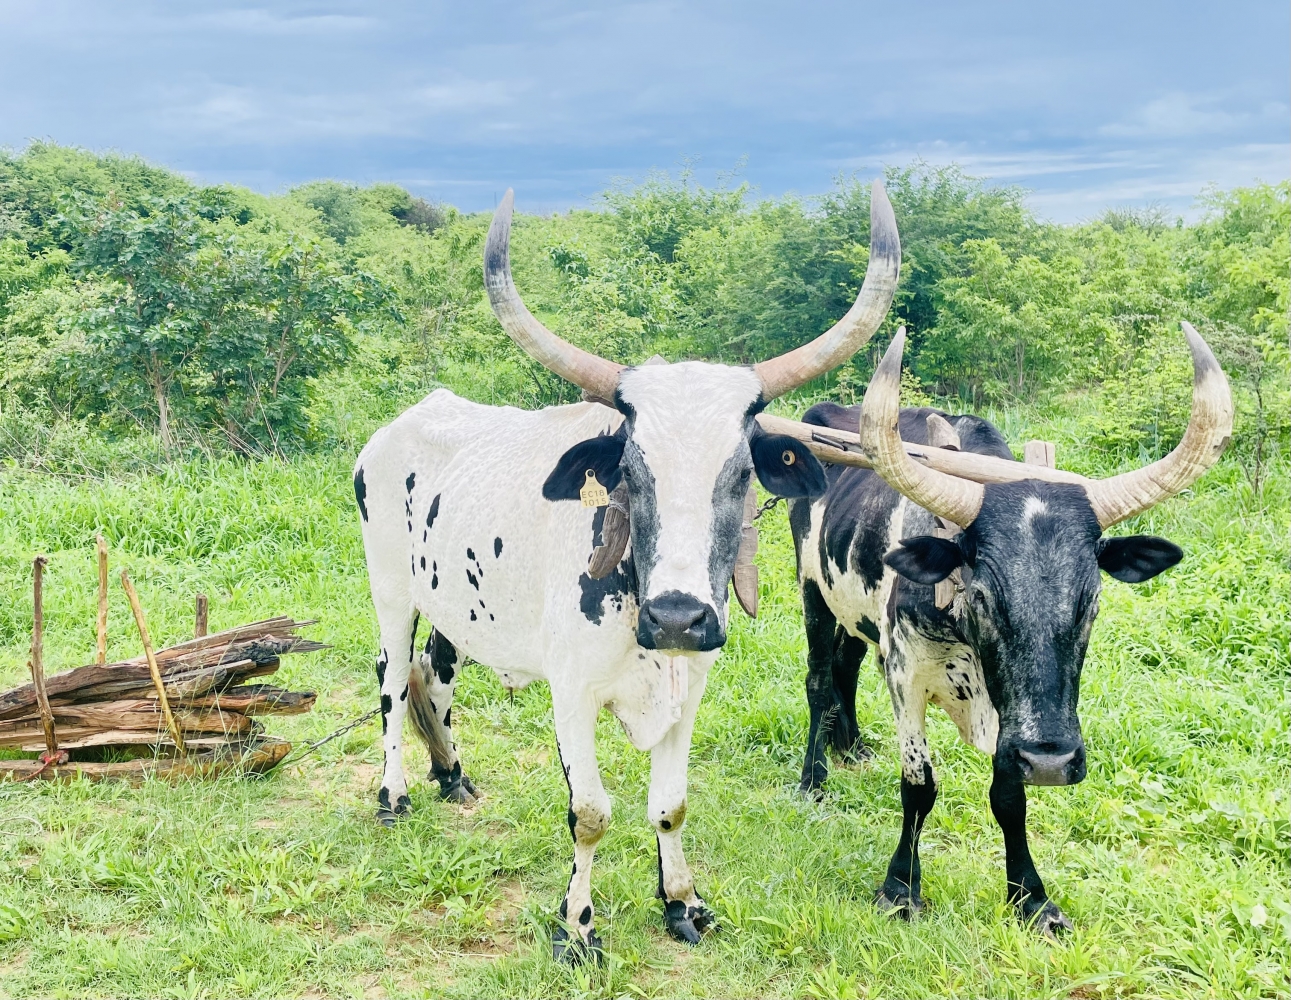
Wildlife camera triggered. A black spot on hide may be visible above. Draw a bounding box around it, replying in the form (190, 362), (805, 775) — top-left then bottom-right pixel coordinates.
(400, 685), (408, 701)
(426, 494), (441, 529)
(375, 650), (388, 687)
(578, 556), (635, 625)
(567, 808), (579, 841)
(378, 786), (391, 810)
(494, 537), (503, 557)
(431, 574), (438, 589)
(429, 631), (457, 684)
(660, 819), (671, 831)
(466, 547), (475, 561)
(466, 569), (479, 590)
(420, 556), (426, 570)
(579, 905), (592, 925)
(353, 468), (369, 522)
(405, 471), (416, 493)
(469, 609), (477, 621)
(857, 618), (881, 643)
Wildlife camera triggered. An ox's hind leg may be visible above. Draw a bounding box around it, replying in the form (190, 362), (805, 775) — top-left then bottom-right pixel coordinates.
(374, 607), (419, 826)
(877, 646), (937, 917)
(829, 629), (872, 760)
(990, 770), (1073, 937)
(408, 627), (477, 805)
(650, 666), (716, 945)
(551, 690), (610, 965)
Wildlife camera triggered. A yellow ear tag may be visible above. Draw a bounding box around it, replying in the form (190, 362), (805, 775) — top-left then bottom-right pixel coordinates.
(580, 469), (610, 508)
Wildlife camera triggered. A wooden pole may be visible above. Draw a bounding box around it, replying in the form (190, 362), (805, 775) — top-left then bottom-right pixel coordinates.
(756, 413), (1087, 487)
(194, 594), (208, 639)
(95, 535), (109, 665)
(29, 557), (58, 757)
(1023, 440), (1057, 468)
(120, 570), (186, 756)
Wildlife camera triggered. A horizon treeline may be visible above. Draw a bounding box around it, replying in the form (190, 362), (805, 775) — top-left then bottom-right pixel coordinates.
(0, 142), (1286, 478)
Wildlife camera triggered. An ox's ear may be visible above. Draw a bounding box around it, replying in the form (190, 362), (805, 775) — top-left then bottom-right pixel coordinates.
(884, 535), (964, 585)
(542, 428), (626, 501)
(1096, 535), (1183, 583)
(751, 431), (827, 498)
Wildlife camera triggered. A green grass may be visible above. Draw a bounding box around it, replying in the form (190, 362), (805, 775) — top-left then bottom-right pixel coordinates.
(0, 418), (1286, 998)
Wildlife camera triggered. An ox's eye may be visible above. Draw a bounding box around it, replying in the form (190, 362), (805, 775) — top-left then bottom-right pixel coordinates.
(738, 466), (752, 484)
(782, 450), (796, 466)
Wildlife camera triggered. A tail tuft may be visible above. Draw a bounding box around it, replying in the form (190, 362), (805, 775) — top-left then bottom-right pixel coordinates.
(407, 653), (452, 764)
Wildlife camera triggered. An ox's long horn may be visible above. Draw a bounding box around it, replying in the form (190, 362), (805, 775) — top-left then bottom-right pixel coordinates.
(484, 189), (624, 400)
(754, 180), (901, 399)
(860, 328), (985, 527)
(1084, 322), (1232, 528)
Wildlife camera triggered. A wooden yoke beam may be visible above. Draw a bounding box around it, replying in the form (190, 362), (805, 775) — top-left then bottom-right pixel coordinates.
(755, 414), (1083, 487)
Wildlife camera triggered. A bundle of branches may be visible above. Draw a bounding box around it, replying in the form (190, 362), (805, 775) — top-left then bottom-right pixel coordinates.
(0, 617), (323, 753)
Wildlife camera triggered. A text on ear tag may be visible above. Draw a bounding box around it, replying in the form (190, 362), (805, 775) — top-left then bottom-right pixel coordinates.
(580, 469), (610, 507)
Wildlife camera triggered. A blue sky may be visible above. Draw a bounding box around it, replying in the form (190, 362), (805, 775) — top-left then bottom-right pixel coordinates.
(1, 1), (1286, 221)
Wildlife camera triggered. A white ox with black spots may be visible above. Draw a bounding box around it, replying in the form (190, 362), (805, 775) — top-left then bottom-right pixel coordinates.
(789, 324), (1232, 935)
(353, 185), (901, 962)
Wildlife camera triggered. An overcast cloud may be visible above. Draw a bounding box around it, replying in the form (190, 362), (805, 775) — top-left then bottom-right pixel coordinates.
(1, 0), (1286, 220)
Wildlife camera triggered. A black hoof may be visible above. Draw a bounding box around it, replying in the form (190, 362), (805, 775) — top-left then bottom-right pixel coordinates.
(440, 783), (477, 805)
(664, 899), (717, 944)
(375, 793), (412, 827)
(1022, 898), (1073, 938)
(840, 738), (876, 764)
(432, 763), (477, 804)
(875, 886), (924, 920)
(552, 925), (603, 965)
(797, 776), (827, 801)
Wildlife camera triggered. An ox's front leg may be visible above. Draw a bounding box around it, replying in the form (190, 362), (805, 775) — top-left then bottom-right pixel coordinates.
(799, 580), (839, 794)
(551, 691), (611, 965)
(877, 649), (936, 918)
(375, 611), (419, 826)
(989, 769), (1073, 937)
(649, 666), (716, 945)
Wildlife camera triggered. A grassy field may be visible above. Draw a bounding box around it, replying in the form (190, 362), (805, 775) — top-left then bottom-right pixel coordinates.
(0, 403), (1286, 999)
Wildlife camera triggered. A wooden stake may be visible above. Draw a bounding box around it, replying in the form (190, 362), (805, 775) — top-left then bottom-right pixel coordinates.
(120, 570), (186, 756)
(194, 594), (208, 639)
(95, 535), (109, 665)
(29, 557), (58, 757)
(1023, 440), (1056, 468)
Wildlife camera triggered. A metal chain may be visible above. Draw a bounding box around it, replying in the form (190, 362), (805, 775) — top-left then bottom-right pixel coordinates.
(281, 707), (380, 767)
(751, 495), (784, 520)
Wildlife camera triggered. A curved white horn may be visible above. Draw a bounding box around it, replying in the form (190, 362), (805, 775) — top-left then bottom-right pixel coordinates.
(484, 190), (624, 399)
(1084, 322), (1233, 528)
(754, 180), (901, 399)
(860, 328), (985, 527)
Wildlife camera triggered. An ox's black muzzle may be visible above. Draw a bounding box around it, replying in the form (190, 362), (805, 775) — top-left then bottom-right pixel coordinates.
(637, 591), (725, 652)
(1006, 739), (1087, 786)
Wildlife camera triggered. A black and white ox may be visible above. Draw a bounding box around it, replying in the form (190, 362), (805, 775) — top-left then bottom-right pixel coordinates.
(789, 324), (1231, 934)
(354, 185), (900, 961)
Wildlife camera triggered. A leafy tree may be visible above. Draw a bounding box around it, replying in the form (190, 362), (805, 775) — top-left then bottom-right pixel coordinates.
(73, 194), (212, 446)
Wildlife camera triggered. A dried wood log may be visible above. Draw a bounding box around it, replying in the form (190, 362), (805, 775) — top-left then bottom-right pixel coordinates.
(0, 620), (324, 718)
(0, 738), (292, 783)
(184, 684), (316, 716)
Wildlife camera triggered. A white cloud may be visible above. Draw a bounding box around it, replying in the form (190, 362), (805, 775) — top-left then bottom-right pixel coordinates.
(1100, 91), (1286, 139)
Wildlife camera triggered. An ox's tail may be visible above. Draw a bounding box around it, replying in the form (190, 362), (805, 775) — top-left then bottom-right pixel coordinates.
(407, 653), (453, 766)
